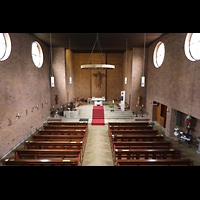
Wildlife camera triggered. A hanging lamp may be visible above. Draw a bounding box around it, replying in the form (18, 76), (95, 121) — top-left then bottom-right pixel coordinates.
(81, 33), (115, 69)
(141, 33), (146, 87)
(50, 33), (55, 87)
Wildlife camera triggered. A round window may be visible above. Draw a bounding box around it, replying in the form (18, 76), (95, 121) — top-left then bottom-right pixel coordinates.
(153, 41), (165, 68)
(0, 33), (11, 61)
(184, 33), (200, 61)
(31, 41), (43, 68)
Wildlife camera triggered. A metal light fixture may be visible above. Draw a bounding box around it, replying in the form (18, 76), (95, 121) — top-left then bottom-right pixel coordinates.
(81, 33), (115, 70)
(141, 33), (146, 87)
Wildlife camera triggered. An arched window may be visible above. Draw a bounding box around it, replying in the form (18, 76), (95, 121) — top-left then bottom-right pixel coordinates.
(31, 41), (43, 68)
(153, 41), (165, 68)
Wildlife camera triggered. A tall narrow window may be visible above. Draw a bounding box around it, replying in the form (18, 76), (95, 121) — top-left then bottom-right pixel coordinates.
(31, 41), (43, 68)
(153, 41), (165, 68)
(0, 33), (11, 61)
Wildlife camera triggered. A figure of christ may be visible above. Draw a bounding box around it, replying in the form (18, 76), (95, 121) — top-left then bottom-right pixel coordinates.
(93, 71), (106, 89)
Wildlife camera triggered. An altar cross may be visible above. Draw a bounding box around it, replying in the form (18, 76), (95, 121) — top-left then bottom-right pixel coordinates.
(93, 71), (106, 89)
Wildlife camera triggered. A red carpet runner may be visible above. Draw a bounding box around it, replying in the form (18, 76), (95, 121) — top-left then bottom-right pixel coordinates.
(91, 106), (105, 125)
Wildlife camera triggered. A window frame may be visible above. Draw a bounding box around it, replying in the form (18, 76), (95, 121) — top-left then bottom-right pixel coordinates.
(31, 41), (43, 68)
(0, 33), (11, 61)
(153, 41), (165, 68)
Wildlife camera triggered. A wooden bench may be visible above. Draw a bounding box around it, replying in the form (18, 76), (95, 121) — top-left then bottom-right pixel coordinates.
(43, 125), (86, 130)
(4, 158), (80, 166)
(46, 122), (88, 127)
(25, 140), (83, 150)
(111, 134), (164, 142)
(109, 122), (149, 127)
(113, 148), (181, 160)
(38, 130), (86, 136)
(115, 159), (193, 166)
(110, 130), (158, 136)
(113, 141), (172, 149)
(32, 135), (84, 141)
(109, 126), (153, 131)
(14, 149), (81, 161)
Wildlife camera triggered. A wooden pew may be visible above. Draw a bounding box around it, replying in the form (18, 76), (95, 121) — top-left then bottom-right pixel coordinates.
(25, 140), (83, 150)
(113, 148), (181, 160)
(109, 122), (149, 127)
(115, 159), (193, 166)
(110, 130), (158, 136)
(32, 135), (84, 141)
(111, 134), (164, 142)
(4, 158), (80, 166)
(43, 125), (86, 130)
(46, 122), (88, 127)
(109, 126), (153, 131)
(38, 130), (86, 136)
(112, 141), (172, 150)
(14, 149), (82, 162)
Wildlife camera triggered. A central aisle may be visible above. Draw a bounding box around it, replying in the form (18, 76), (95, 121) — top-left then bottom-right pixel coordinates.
(82, 123), (114, 166)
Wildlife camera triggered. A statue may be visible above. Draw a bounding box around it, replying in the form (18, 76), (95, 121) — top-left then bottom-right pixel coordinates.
(137, 95), (141, 106)
(185, 115), (192, 134)
(93, 71), (106, 89)
(55, 95), (59, 105)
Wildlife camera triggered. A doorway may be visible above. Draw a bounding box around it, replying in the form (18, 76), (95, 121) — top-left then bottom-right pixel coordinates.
(157, 103), (167, 128)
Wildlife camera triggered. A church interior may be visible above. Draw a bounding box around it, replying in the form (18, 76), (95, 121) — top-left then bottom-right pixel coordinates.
(1, 33), (200, 166)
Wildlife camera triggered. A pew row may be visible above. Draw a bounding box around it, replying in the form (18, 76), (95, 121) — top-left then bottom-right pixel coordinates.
(38, 130), (86, 136)
(14, 149), (82, 162)
(111, 134), (164, 142)
(109, 122), (149, 127)
(113, 148), (181, 161)
(46, 122), (88, 127)
(115, 159), (193, 166)
(4, 158), (81, 166)
(32, 135), (84, 141)
(25, 141), (83, 150)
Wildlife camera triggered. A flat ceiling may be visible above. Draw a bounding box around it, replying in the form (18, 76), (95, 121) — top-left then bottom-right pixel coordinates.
(32, 33), (166, 52)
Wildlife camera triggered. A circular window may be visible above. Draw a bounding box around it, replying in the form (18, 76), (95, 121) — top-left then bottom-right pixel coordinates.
(153, 41), (165, 68)
(0, 33), (11, 61)
(31, 41), (43, 68)
(184, 33), (200, 61)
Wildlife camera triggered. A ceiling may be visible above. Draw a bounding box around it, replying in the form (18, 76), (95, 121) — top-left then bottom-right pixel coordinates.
(31, 33), (167, 52)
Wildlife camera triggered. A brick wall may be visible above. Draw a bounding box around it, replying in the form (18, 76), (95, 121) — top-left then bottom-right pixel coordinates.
(146, 33), (200, 140)
(73, 53), (123, 101)
(123, 48), (148, 113)
(50, 48), (67, 108)
(0, 33), (51, 159)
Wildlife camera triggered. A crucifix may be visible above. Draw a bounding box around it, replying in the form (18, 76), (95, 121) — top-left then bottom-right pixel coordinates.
(93, 71), (106, 89)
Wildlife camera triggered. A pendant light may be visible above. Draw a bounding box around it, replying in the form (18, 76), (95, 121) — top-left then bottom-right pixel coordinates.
(81, 33), (115, 69)
(69, 38), (72, 84)
(141, 33), (146, 87)
(50, 33), (55, 87)
(125, 38), (128, 84)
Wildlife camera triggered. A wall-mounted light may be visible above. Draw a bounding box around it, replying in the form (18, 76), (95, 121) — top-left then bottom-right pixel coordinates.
(51, 76), (55, 87)
(125, 77), (127, 84)
(69, 76), (72, 84)
(141, 76), (145, 87)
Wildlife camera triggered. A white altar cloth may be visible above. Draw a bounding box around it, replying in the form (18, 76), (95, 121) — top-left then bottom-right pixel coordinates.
(91, 97), (105, 106)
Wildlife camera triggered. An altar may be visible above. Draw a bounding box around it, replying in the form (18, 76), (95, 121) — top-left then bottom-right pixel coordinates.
(91, 97), (105, 106)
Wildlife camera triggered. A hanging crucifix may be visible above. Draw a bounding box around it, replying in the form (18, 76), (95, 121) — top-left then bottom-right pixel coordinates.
(93, 71), (106, 89)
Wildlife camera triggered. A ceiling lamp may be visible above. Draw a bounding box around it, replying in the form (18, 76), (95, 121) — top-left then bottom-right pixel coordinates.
(81, 33), (115, 69)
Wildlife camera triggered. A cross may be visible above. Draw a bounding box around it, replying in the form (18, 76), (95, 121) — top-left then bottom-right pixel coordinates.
(93, 71), (106, 89)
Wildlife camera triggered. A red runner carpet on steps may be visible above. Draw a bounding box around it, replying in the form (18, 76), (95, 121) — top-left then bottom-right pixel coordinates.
(91, 106), (105, 125)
